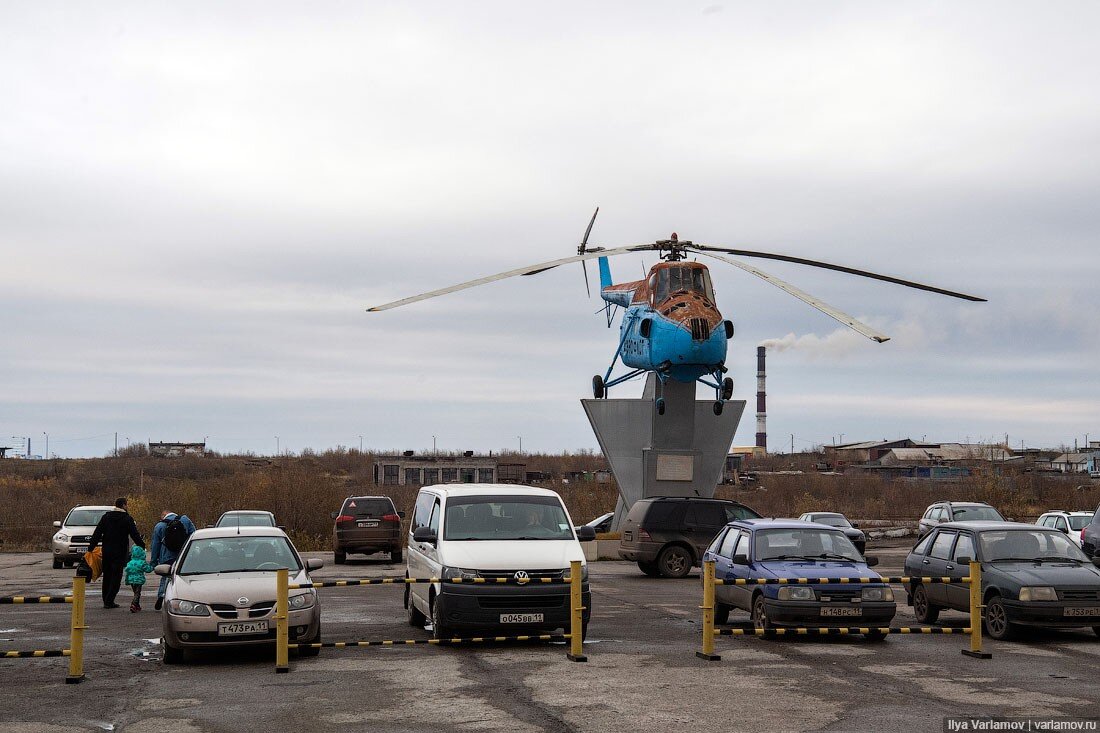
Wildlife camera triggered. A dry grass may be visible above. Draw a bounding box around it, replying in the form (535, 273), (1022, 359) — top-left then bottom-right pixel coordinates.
(2, 452), (1096, 551)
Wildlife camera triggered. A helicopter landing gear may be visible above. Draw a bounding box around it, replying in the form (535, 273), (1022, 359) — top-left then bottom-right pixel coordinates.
(656, 398), (666, 415)
(721, 377), (734, 401)
(713, 401), (723, 415)
(592, 375), (605, 399)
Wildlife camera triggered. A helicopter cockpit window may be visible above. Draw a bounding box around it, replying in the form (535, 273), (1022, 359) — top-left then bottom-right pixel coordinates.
(655, 267), (714, 303)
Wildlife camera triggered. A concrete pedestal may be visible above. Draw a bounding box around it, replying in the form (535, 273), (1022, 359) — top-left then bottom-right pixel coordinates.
(582, 374), (745, 530)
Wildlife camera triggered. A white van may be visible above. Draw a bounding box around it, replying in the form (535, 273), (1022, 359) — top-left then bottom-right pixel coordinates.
(405, 484), (595, 640)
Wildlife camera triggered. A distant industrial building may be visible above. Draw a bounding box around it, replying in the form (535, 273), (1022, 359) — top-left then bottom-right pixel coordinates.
(372, 453), (523, 486)
(150, 442), (206, 458)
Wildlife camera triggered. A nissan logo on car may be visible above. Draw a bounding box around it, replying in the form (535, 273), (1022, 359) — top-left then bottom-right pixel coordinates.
(237, 597), (250, 606)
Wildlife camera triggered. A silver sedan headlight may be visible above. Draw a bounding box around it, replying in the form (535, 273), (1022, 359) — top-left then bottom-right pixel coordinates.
(289, 592), (316, 610)
(168, 599), (211, 616)
(1019, 586), (1057, 602)
(55, 533), (69, 543)
(777, 587), (815, 601)
(862, 587), (894, 602)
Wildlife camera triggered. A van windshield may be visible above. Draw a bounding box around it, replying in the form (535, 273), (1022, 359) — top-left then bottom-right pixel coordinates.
(443, 496), (574, 541)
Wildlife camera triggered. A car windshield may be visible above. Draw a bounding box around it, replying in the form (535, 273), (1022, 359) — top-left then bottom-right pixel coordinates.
(216, 513), (275, 527)
(811, 515), (850, 528)
(177, 536), (302, 575)
(978, 529), (1089, 562)
(443, 496), (573, 541)
(64, 509), (108, 526)
(1068, 516), (1091, 531)
(754, 528), (863, 562)
(951, 506), (1003, 521)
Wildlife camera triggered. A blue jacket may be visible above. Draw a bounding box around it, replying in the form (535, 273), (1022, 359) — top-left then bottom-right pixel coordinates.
(150, 513), (196, 565)
(124, 545), (154, 586)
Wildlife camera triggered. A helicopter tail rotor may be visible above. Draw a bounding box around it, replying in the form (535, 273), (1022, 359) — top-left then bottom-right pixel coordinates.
(578, 206), (599, 297)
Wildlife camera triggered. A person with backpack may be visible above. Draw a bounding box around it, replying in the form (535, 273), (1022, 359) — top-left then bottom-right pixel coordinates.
(150, 510), (196, 610)
(87, 497), (146, 609)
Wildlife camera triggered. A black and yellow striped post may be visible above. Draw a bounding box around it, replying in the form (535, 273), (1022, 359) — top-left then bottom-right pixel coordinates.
(275, 568), (289, 673)
(566, 560), (586, 662)
(962, 560), (991, 659)
(65, 576), (86, 683)
(696, 560), (720, 661)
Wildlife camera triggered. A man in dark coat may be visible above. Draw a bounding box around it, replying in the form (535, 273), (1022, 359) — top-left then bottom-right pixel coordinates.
(88, 497), (146, 608)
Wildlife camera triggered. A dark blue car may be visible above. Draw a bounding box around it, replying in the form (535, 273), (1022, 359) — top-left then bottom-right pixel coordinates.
(702, 519), (897, 639)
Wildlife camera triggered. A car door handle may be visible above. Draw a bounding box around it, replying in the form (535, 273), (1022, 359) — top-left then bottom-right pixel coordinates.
(922, 559), (931, 565)
(945, 565), (954, 571)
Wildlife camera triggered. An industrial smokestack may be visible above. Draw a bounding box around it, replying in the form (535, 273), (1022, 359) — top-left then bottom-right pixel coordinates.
(756, 346), (767, 452)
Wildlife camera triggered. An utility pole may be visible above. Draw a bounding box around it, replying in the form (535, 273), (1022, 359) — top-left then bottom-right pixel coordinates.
(275, 436), (280, 456)
(43, 432), (48, 460)
(790, 434), (794, 455)
(432, 436), (437, 455)
(358, 435), (363, 453)
(114, 432), (118, 457)
(517, 436), (523, 454)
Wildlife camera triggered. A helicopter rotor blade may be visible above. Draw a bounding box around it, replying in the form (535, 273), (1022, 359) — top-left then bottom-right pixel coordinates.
(365, 244), (656, 312)
(578, 207), (599, 298)
(689, 244), (986, 302)
(697, 251), (892, 342)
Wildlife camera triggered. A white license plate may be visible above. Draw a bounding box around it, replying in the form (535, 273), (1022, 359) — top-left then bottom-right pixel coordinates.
(217, 620), (269, 636)
(500, 613), (544, 624)
(1063, 607), (1100, 617)
(821, 607), (862, 617)
(357, 521), (378, 528)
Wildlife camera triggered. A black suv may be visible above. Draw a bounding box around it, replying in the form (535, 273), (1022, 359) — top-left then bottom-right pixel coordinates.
(618, 497), (761, 578)
(1082, 503), (1100, 558)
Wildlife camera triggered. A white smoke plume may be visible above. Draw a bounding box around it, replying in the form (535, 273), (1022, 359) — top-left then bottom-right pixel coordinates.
(759, 329), (867, 358)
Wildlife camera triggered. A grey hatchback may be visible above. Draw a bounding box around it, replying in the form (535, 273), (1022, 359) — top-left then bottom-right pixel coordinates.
(904, 521), (1100, 640)
(331, 496), (405, 564)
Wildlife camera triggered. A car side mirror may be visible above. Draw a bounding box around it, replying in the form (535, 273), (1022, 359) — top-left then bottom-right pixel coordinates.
(330, 511), (339, 520)
(306, 558), (324, 571)
(154, 564), (172, 577)
(1059, 527), (1068, 534)
(53, 521), (61, 528)
(956, 556), (973, 565)
(576, 526), (597, 542)
(398, 511), (406, 519)
(865, 556), (879, 567)
(850, 522), (860, 529)
(413, 527), (437, 545)
(731, 554), (749, 566)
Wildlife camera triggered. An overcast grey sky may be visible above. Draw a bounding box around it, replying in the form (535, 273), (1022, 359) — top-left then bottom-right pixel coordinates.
(2, 2), (1098, 458)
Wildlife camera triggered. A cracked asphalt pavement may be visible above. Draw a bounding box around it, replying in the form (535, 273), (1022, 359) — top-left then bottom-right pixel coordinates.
(2, 542), (1099, 732)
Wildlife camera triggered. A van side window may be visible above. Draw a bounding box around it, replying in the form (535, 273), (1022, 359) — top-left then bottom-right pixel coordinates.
(428, 499), (441, 534)
(412, 493), (434, 530)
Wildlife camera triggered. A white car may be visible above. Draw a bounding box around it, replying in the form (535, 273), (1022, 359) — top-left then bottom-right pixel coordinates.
(405, 484), (594, 640)
(1036, 510), (1093, 547)
(215, 510), (278, 528)
(51, 505), (112, 569)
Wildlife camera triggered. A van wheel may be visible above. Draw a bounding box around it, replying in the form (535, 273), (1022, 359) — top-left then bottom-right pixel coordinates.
(52, 558), (63, 570)
(334, 550), (346, 565)
(657, 545), (692, 578)
(431, 597), (453, 640)
(714, 602), (731, 625)
(408, 588), (427, 628)
(391, 548), (402, 564)
(638, 561), (661, 577)
(912, 584), (940, 624)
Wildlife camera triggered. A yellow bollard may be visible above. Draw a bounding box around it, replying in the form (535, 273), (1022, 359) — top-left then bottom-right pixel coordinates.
(275, 568), (289, 673)
(962, 560), (991, 659)
(65, 576), (86, 684)
(696, 560), (720, 661)
(567, 560), (587, 662)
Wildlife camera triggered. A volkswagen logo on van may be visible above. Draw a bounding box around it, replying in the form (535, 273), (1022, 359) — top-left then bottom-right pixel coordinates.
(513, 571), (530, 585)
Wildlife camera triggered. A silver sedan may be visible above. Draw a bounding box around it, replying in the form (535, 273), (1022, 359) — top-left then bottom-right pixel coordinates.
(156, 526), (322, 664)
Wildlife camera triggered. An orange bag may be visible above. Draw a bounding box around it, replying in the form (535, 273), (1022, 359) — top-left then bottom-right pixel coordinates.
(82, 547), (103, 583)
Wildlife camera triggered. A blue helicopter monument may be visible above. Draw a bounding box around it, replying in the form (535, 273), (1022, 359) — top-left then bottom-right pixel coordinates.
(367, 210), (984, 522)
